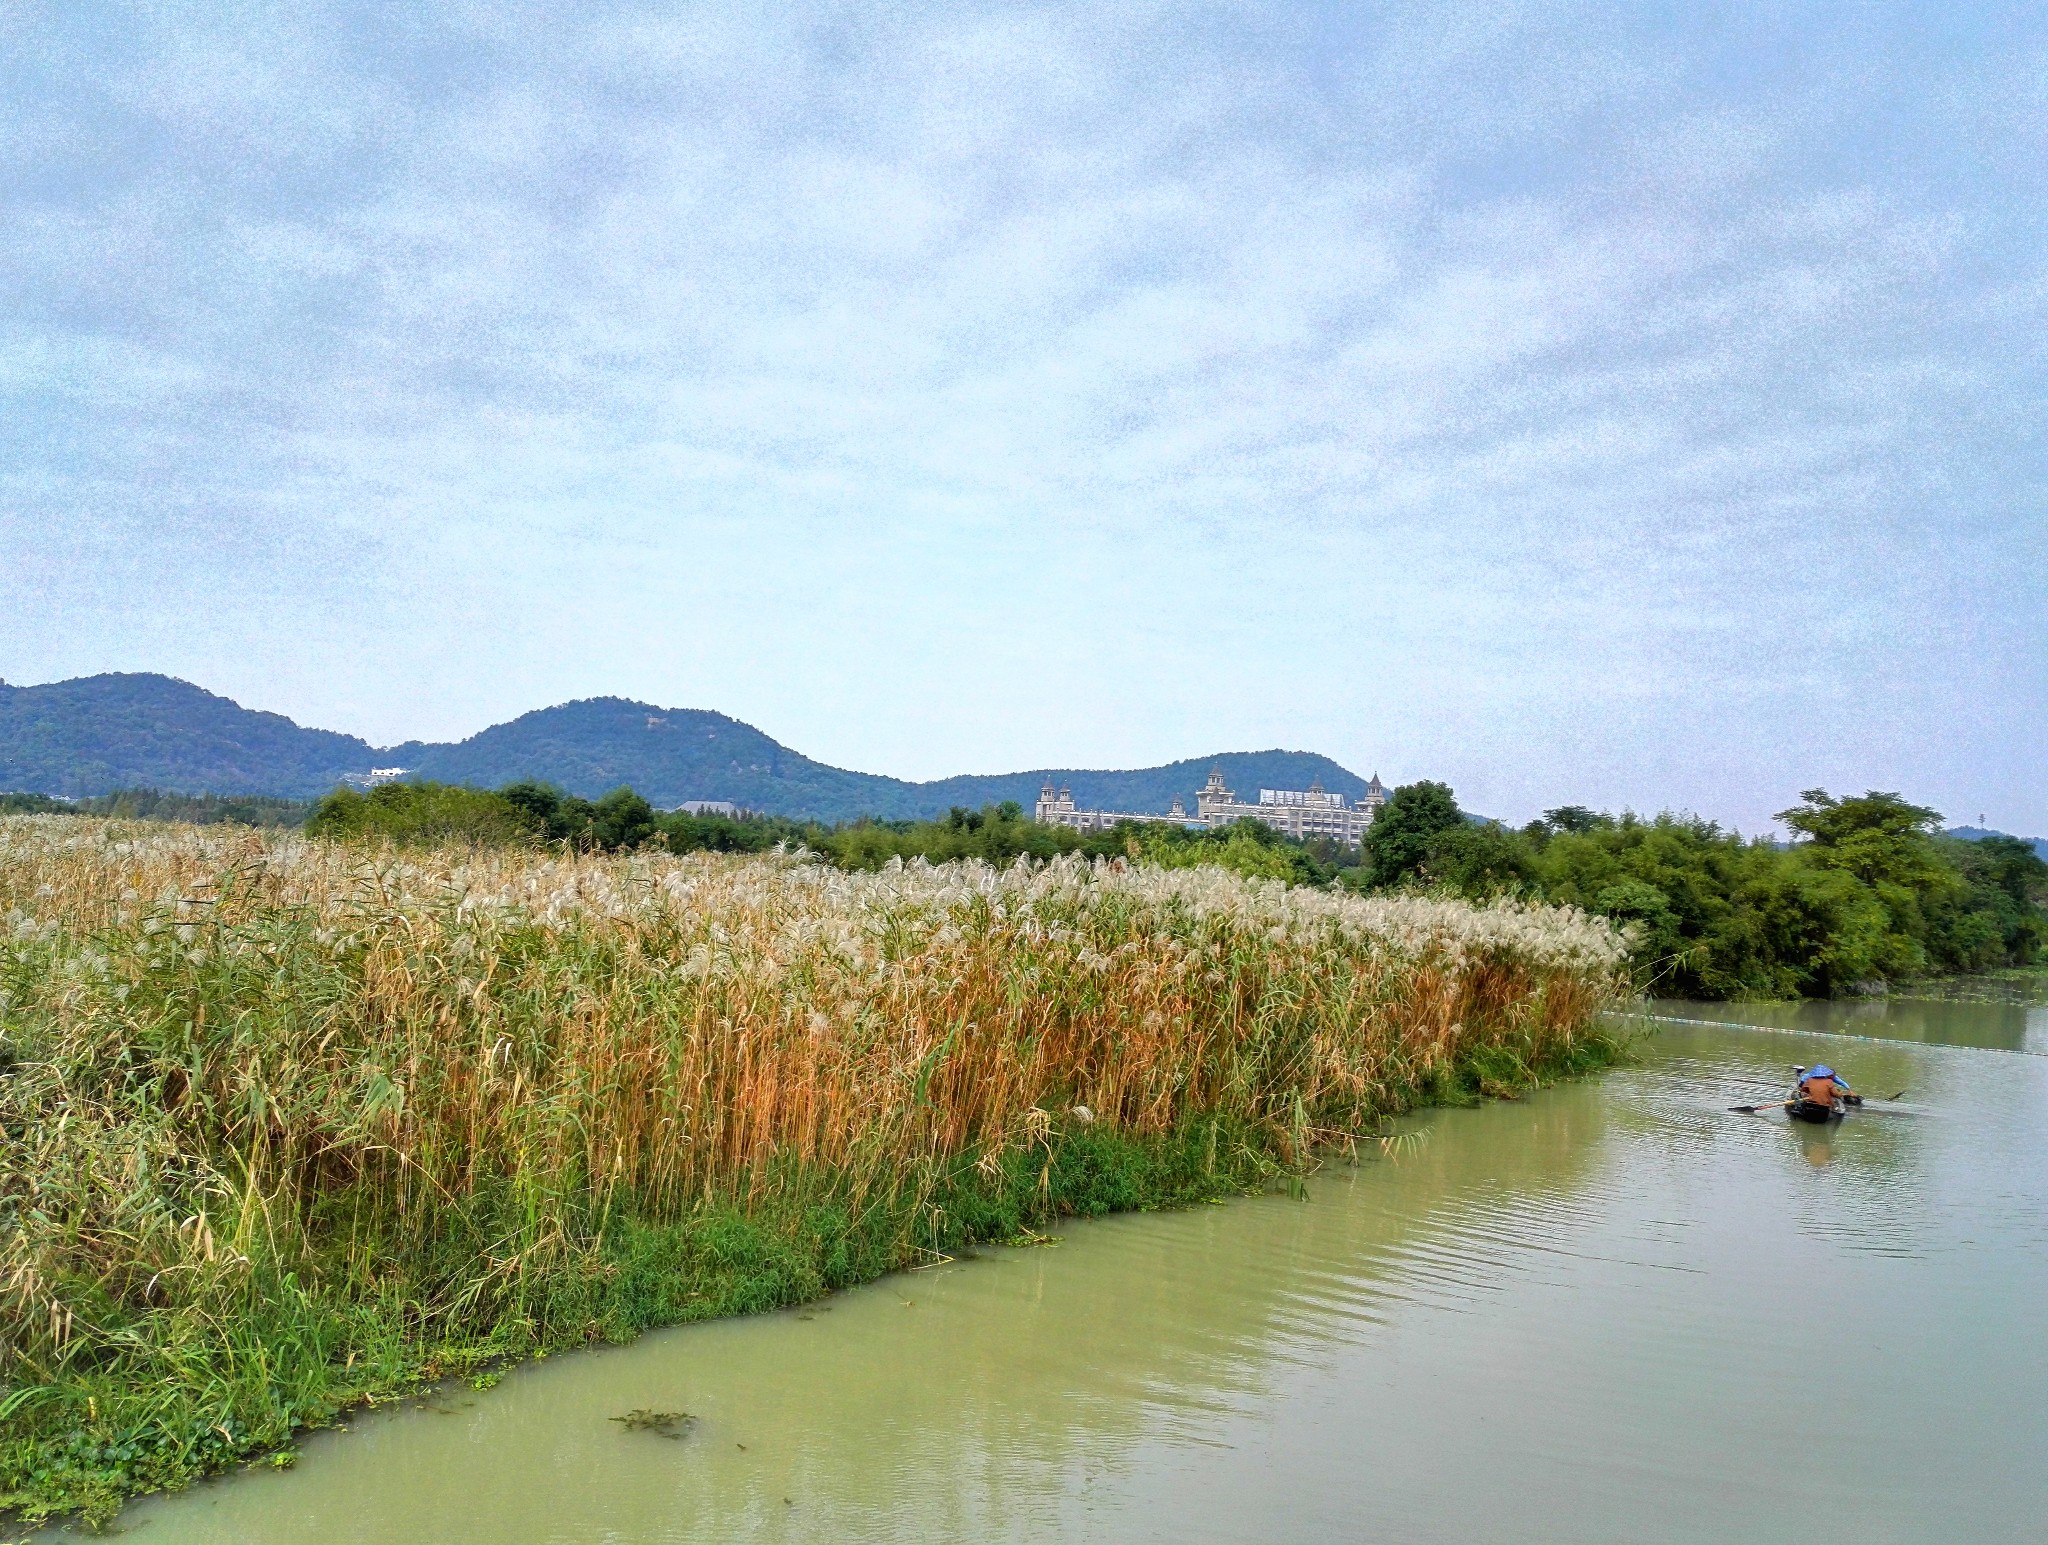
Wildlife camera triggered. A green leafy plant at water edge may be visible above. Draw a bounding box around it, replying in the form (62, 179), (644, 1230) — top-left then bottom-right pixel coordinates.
(0, 819), (1628, 1524)
(1338, 786), (2048, 1000)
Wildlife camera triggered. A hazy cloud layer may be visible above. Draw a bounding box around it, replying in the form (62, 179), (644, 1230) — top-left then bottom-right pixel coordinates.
(5, 2), (2044, 830)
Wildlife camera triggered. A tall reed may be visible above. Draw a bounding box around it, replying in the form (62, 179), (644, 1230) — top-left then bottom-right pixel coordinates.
(1, 816), (1628, 1518)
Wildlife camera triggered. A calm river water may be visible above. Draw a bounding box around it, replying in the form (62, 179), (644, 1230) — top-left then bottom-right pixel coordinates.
(50, 997), (2048, 1544)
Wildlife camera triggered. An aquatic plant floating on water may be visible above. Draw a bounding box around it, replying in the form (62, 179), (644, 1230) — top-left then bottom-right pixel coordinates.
(610, 1410), (694, 1439)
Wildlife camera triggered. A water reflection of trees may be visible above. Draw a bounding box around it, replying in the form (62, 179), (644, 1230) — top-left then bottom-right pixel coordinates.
(1646, 995), (2033, 1053)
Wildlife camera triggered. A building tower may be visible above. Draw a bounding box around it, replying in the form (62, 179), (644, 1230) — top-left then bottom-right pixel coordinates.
(1196, 766), (1236, 823)
(1034, 781), (1079, 823)
(1360, 774), (1388, 817)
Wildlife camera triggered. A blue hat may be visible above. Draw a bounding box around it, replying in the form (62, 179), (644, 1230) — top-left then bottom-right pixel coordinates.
(1807, 1065), (1835, 1079)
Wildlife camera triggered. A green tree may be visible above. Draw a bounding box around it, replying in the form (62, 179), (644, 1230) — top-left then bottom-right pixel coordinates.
(1542, 805), (1612, 835)
(0, 791), (69, 814)
(1926, 834), (2048, 970)
(496, 782), (660, 851)
(499, 780), (575, 839)
(1361, 781), (1464, 888)
(1776, 789), (1949, 888)
(306, 782), (535, 845)
(1530, 815), (1759, 995)
(1776, 789), (1957, 984)
(1422, 821), (1536, 899)
(1589, 878), (1685, 978)
(654, 807), (809, 856)
(589, 788), (658, 851)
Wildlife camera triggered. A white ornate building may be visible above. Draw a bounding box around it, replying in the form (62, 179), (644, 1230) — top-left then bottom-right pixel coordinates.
(1195, 768), (1385, 842)
(1032, 784), (1195, 834)
(1036, 767), (1387, 843)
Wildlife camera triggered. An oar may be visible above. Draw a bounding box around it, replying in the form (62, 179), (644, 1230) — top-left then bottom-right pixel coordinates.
(1731, 1088), (1907, 1115)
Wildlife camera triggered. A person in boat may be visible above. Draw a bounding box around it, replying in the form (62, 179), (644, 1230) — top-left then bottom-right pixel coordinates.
(1791, 1064), (1856, 1119)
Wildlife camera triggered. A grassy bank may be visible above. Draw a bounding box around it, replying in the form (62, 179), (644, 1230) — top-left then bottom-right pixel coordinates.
(0, 817), (1629, 1523)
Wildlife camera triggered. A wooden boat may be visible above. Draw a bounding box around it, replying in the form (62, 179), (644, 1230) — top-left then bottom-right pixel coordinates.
(1784, 1065), (1860, 1123)
(1786, 1099), (1844, 1123)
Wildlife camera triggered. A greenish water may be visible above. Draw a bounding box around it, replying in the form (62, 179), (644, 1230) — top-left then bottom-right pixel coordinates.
(1647, 989), (2048, 1054)
(42, 1000), (2048, 1544)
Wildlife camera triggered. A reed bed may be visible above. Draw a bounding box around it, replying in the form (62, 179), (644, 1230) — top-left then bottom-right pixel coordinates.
(0, 816), (1628, 1518)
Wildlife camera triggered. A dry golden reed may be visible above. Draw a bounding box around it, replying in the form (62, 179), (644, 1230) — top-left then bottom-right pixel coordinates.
(1, 813), (1627, 1494)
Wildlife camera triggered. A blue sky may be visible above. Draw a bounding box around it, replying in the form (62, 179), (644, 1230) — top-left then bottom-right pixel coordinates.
(4, 2), (2044, 833)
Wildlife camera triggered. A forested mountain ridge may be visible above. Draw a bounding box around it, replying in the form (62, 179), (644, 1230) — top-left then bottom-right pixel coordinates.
(390, 697), (907, 817)
(0, 674), (376, 797)
(0, 673), (1369, 823)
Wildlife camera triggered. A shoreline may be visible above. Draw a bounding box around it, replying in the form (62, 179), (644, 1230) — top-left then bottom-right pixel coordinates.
(4, 1028), (1627, 1532)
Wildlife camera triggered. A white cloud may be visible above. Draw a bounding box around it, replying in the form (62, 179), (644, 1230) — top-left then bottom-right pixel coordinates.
(1, 0), (2043, 831)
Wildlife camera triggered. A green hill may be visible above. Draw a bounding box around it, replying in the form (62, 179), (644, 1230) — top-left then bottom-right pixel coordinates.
(0, 674), (374, 797)
(0, 674), (1372, 824)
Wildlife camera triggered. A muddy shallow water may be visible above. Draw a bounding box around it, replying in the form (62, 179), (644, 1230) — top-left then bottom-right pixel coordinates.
(51, 1000), (2048, 1544)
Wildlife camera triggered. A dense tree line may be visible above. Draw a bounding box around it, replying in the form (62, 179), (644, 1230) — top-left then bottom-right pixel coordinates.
(1342, 781), (2047, 997)
(302, 781), (1348, 877)
(0, 787), (310, 826)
